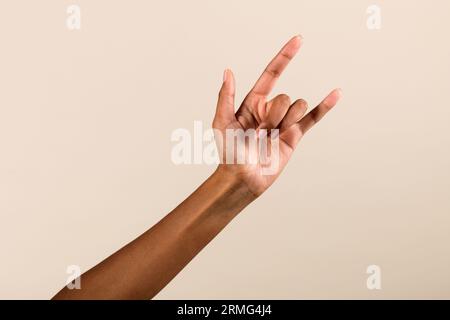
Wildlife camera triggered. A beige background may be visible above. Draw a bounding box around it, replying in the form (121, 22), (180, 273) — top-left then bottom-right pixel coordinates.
(1, 0), (449, 299)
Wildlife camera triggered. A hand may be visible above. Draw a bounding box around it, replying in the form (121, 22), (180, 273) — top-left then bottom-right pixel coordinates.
(213, 35), (342, 197)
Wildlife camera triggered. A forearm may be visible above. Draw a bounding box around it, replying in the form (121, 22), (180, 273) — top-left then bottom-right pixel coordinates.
(52, 168), (255, 300)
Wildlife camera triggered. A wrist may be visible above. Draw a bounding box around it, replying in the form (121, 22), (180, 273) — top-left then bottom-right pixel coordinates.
(210, 166), (258, 207)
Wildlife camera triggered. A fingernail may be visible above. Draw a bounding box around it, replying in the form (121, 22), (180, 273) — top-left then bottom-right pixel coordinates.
(223, 69), (228, 83)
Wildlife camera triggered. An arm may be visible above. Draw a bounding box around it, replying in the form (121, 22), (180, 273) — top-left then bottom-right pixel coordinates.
(52, 35), (341, 300)
(53, 169), (254, 299)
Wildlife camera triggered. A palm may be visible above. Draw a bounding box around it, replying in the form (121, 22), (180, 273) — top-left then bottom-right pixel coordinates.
(213, 36), (341, 196)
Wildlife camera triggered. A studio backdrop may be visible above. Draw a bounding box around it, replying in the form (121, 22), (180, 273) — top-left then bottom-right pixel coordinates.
(0, 0), (449, 299)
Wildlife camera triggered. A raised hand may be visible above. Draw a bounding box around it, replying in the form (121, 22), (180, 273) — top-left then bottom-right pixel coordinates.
(213, 35), (342, 197)
(52, 35), (341, 300)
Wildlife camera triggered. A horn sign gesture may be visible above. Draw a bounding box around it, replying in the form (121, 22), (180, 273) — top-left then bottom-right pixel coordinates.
(53, 35), (342, 300)
(213, 35), (342, 196)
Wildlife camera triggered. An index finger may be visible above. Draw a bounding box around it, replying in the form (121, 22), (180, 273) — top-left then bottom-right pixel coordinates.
(250, 35), (303, 97)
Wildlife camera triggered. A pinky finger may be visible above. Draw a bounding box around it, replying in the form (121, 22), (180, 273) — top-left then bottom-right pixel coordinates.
(298, 88), (342, 134)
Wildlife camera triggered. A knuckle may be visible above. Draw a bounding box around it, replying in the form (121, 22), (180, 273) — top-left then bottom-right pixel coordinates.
(310, 109), (321, 124)
(322, 101), (332, 110)
(278, 94), (291, 106)
(295, 98), (308, 109)
(265, 68), (281, 79)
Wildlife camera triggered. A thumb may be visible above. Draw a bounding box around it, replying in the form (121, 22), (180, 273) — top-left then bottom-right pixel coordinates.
(214, 69), (235, 125)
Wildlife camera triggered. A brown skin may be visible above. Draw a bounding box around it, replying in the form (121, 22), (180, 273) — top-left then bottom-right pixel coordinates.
(52, 35), (341, 300)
